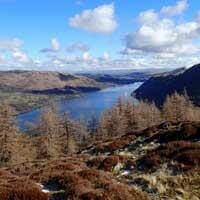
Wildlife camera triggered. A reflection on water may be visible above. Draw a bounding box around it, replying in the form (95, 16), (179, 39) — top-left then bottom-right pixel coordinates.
(18, 82), (143, 130)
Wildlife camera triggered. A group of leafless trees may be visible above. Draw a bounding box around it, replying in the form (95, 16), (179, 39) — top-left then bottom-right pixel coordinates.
(0, 102), (89, 166)
(97, 92), (200, 138)
(0, 91), (200, 166)
(0, 101), (31, 166)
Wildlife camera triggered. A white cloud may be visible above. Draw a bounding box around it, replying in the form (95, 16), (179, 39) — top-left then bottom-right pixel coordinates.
(0, 38), (23, 51)
(124, 0), (200, 56)
(51, 38), (60, 51)
(82, 52), (91, 61)
(125, 19), (177, 53)
(0, 55), (5, 64)
(66, 42), (89, 52)
(161, 0), (188, 16)
(121, 0), (200, 69)
(138, 10), (159, 25)
(40, 38), (60, 53)
(196, 11), (200, 23)
(0, 38), (32, 68)
(125, 19), (200, 56)
(69, 4), (118, 33)
(102, 52), (110, 61)
(1, 0), (200, 71)
(12, 50), (30, 63)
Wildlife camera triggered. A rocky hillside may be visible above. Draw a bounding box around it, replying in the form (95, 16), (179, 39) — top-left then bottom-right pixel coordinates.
(1, 121), (200, 200)
(134, 65), (200, 106)
(0, 71), (105, 94)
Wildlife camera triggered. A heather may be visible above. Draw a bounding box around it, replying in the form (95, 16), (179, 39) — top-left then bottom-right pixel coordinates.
(0, 92), (200, 199)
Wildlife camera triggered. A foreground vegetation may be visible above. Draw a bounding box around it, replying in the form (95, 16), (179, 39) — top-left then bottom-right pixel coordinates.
(0, 92), (199, 199)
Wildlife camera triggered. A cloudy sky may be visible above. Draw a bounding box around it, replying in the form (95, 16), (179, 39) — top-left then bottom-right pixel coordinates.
(0, 0), (200, 71)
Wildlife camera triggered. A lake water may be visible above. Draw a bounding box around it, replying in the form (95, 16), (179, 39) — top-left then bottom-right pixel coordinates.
(17, 82), (142, 130)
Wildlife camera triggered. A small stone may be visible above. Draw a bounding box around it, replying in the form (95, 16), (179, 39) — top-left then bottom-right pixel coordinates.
(121, 170), (131, 176)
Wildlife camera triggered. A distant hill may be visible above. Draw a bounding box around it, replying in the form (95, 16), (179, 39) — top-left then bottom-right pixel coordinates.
(0, 71), (105, 94)
(0, 70), (153, 94)
(134, 64), (200, 106)
(76, 67), (175, 76)
(0, 71), (110, 113)
(0, 70), (152, 113)
(81, 71), (151, 85)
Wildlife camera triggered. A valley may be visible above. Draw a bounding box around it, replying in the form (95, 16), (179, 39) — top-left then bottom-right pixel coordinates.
(1, 0), (200, 199)
(17, 82), (142, 130)
(0, 70), (150, 113)
(0, 67), (200, 200)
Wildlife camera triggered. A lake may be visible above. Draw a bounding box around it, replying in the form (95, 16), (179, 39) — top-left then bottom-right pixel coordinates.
(17, 82), (142, 130)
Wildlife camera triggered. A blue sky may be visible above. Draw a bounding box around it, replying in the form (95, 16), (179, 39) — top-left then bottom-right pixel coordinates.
(0, 0), (200, 71)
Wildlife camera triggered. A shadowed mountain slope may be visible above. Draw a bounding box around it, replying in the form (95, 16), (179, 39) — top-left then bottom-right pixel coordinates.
(134, 65), (200, 106)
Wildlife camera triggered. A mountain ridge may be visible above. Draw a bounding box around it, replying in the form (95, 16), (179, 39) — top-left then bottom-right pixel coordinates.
(134, 64), (200, 106)
(0, 70), (105, 93)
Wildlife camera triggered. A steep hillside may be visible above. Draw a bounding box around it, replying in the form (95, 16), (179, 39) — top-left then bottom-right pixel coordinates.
(134, 65), (200, 105)
(0, 71), (104, 93)
(2, 121), (200, 199)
